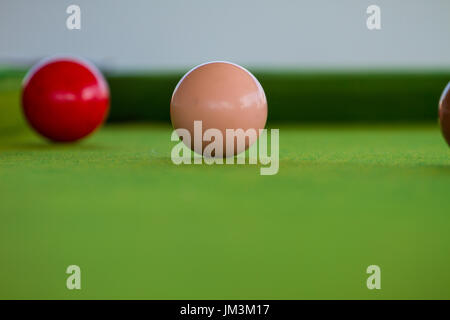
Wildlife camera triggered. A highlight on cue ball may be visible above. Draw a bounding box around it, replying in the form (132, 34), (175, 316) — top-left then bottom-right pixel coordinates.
(170, 61), (268, 157)
(21, 56), (110, 143)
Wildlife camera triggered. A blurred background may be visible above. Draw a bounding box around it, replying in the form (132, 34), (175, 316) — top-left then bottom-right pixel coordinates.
(1, 0), (450, 129)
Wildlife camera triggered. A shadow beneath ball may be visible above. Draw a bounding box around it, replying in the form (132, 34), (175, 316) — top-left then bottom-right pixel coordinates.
(417, 164), (450, 174)
(5, 141), (109, 151)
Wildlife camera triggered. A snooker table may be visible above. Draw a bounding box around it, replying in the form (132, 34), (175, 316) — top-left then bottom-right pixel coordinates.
(1, 71), (450, 300)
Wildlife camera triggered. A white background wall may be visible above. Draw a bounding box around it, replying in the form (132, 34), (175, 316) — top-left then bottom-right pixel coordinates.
(1, 0), (450, 70)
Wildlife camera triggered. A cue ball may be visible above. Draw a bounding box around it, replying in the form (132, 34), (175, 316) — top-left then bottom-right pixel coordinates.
(170, 61), (267, 156)
(439, 82), (450, 147)
(22, 57), (110, 142)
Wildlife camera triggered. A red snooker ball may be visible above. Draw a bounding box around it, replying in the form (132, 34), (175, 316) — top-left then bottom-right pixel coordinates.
(22, 57), (110, 142)
(440, 82), (450, 147)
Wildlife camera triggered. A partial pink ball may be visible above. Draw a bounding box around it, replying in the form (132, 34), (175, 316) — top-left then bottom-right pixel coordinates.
(170, 61), (268, 156)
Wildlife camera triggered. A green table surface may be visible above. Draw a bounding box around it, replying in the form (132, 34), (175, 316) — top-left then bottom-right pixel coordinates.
(1, 124), (450, 299)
